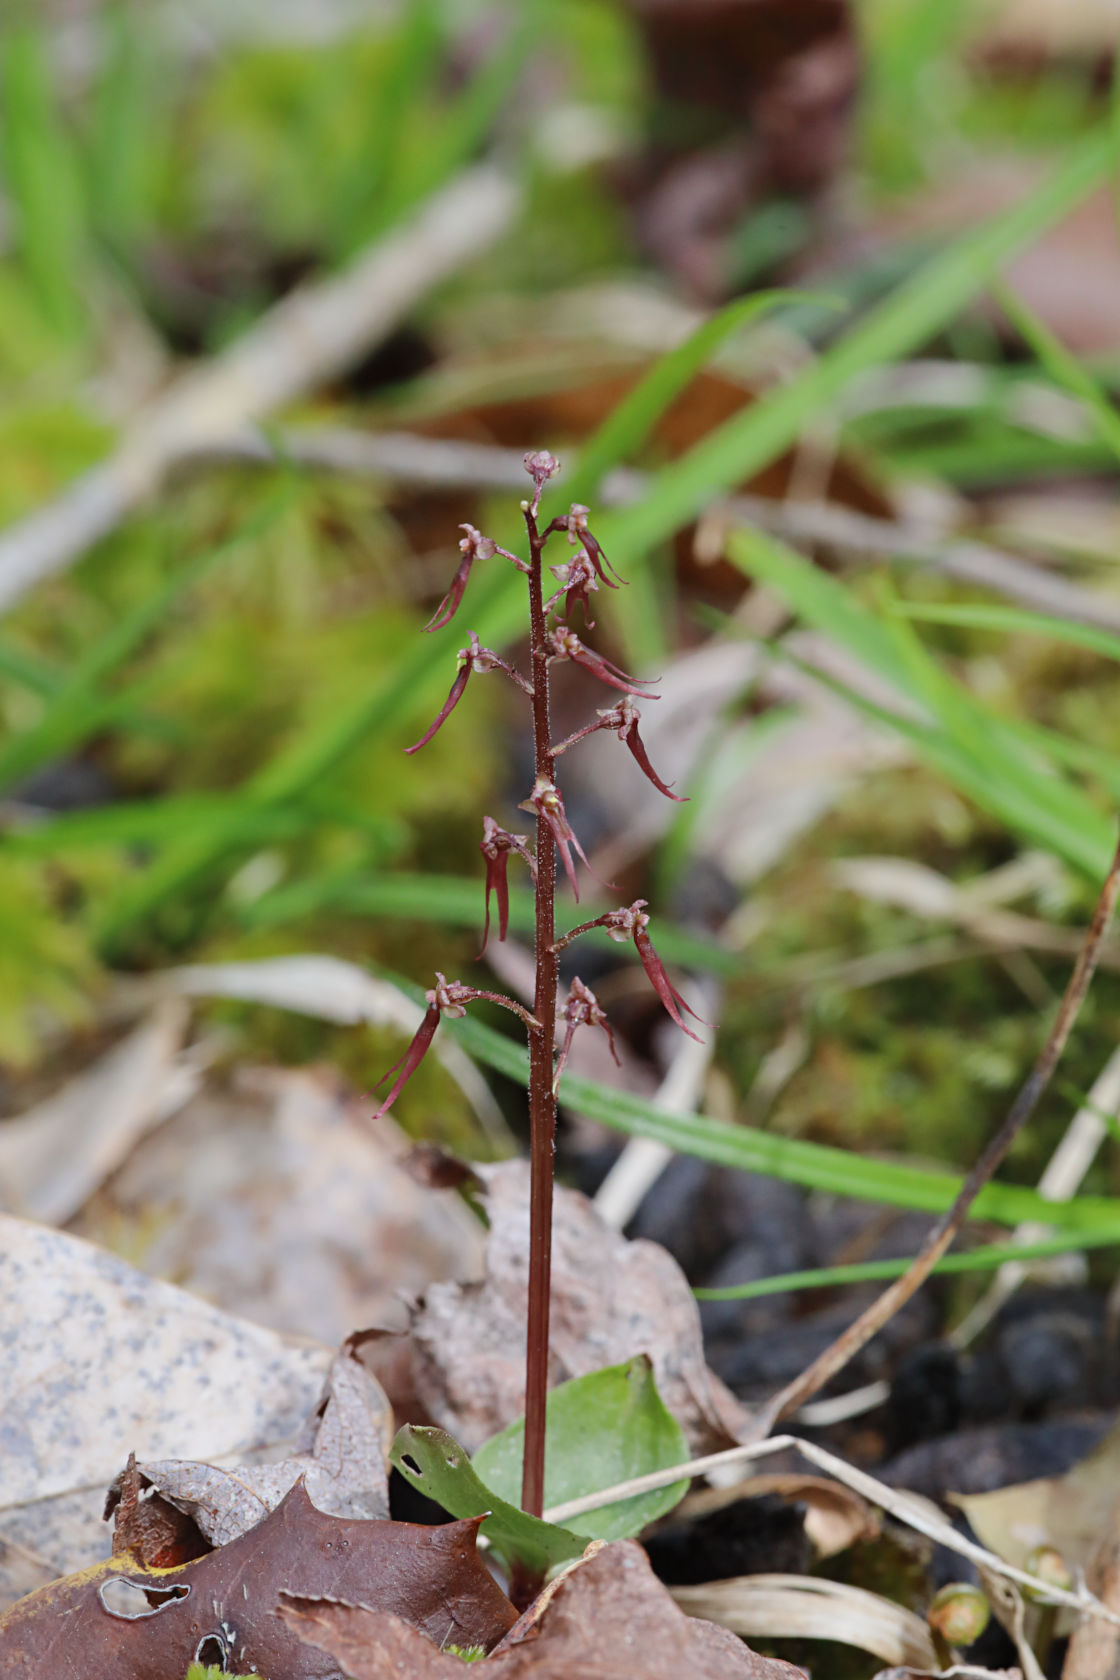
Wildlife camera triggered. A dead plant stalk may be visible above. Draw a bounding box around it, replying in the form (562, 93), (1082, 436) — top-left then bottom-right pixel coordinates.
(769, 828), (1120, 1424)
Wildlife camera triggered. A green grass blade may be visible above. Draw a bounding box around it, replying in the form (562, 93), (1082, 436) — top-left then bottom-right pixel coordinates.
(0, 27), (88, 340)
(991, 274), (1120, 464)
(596, 127), (1120, 570)
(565, 290), (831, 507)
(0, 487), (292, 796)
(424, 997), (1120, 1231)
(328, 0), (444, 257)
(239, 868), (742, 976)
(725, 528), (1116, 878)
(0, 636), (60, 697)
(694, 1229), (1120, 1301)
(898, 600), (1120, 664)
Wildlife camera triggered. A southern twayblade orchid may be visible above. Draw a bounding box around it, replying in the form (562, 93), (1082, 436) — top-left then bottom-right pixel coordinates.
(405, 632), (532, 754)
(479, 816), (536, 956)
(553, 977), (619, 1092)
(370, 972), (538, 1118)
(425, 524), (527, 633)
(545, 546), (601, 626)
(519, 775), (597, 901)
(547, 626), (658, 697)
(522, 448), (560, 517)
(382, 450), (713, 1531)
(554, 900), (706, 1044)
(552, 696), (685, 802)
(543, 502), (625, 588)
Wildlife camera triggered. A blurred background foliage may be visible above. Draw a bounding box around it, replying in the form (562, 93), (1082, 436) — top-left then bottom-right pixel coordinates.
(0, 0), (1119, 1223)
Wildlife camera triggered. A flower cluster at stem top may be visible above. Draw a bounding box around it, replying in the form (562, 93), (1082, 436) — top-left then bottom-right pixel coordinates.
(371, 449), (705, 1121)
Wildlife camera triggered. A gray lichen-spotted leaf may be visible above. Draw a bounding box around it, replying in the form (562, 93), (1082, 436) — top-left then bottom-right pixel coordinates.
(141, 1340), (392, 1544)
(0, 1216), (329, 1606)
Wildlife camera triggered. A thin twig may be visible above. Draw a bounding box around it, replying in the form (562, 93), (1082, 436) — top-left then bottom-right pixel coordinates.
(541, 1432), (1120, 1626)
(0, 170), (517, 614)
(951, 1042), (1120, 1348)
(766, 830), (1120, 1425)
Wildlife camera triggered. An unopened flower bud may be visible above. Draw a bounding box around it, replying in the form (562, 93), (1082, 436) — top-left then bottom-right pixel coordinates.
(1023, 1545), (1073, 1600)
(928, 1583), (990, 1648)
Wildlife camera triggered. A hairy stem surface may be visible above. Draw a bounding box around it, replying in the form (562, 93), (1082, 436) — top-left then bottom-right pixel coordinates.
(522, 507), (557, 1518)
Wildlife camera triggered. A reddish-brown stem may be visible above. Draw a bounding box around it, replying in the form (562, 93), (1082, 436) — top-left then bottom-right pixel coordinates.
(522, 503), (557, 1520)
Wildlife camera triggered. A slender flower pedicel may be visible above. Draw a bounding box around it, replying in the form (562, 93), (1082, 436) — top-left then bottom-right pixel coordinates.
(374, 452), (708, 1525)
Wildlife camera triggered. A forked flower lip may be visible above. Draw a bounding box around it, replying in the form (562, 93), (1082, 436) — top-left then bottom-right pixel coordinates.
(369, 972), (540, 1119)
(547, 626), (658, 698)
(520, 775), (612, 901)
(551, 900), (706, 1043)
(405, 632), (531, 754)
(478, 816), (536, 957)
(553, 976), (619, 1091)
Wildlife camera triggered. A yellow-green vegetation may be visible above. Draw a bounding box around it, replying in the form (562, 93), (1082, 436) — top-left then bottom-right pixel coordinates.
(1, 0), (1119, 1281)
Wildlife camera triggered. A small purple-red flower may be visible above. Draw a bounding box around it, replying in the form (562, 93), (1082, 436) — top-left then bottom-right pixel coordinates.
(479, 816), (536, 956)
(405, 632), (532, 754)
(547, 627), (658, 698)
(425, 525), (527, 633)
(523, 449), (561, 516)
(545, 547), (601, 625)
(545, 503), (624, 589)
(597, 697), (686, 801)
(370, 972), (538, 1118)
(553, 977), (619, 1091)
(520, 775), (595, 901)
(601, 900), (705, 1042)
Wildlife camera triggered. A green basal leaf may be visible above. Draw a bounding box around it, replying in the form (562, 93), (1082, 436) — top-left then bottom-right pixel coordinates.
(473, 1356), (688, 1542)
(389, 1425), (586, 1578)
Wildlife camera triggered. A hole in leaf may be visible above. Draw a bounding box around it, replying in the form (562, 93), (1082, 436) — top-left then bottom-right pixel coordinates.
(195, 1632), (228, 1665)
(402, 1454), (421, 1475)
(99, 1577), (191, 1619)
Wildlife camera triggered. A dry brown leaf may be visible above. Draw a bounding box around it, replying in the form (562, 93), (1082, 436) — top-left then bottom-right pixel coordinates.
(285, 1537), (807, 1679)
(138, 1338), (391, 1545)
(0, 1216), (329, 1608)
(406, 1159), (752, 1455)
(1, 1481), (517, 1678)
(955, 1420), (1120, 1575)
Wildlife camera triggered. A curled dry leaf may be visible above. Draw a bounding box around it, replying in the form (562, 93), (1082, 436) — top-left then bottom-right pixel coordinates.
(284, 1537), (807, 1680)
(671, 1574), (939, 1670)
(679, 1473), (880, 1559)
(954, 1419), (1120, 1577)
(0, 1217), (329, 1608)
(405, 1160), (751, 1455)
(137, 1339), (392, 1546)
(1, 1482), (517, 1679)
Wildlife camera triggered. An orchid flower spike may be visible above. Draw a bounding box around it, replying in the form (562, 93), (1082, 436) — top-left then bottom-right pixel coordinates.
(405, 632), (532, 754)
(547, 627), (659, 697)
(545, 547), (601, 626)
(479, 816), (536, 957)
(553, 977), (619, 1092)
(370, 972), (538, 1118)
(520, 775), (596, 901)
(523, 449), (561, 517)
(601, 901), (706, 1042)
(598, 696), (686, 801)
